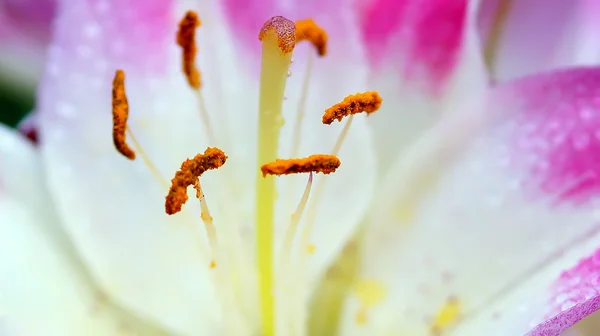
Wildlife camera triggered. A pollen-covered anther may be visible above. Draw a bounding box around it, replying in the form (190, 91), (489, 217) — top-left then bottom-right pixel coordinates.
(177, 10), (202, 89)
(111, 69), (135, 160)
(258, 16), (296, 54)
(261, 154), (341, 177)
(322, 91), (383, 125)
(165, 147), (227, 215)
(295, 19), (328, 56)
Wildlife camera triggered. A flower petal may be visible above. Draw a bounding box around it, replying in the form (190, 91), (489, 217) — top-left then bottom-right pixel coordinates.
(0, 196), (169, 335)
(0, 124), (43, 206)
(359, 0), (488, 171)
(478, 0), (600, 82)
(339, 67), (600, 335)
(37, 0), (225, 333)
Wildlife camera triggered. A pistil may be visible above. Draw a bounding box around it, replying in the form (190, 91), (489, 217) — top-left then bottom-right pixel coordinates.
(256, 16), (296, 336)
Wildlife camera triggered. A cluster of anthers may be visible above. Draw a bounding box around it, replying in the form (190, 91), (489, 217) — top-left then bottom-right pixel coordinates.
(110, 10), (382, 335)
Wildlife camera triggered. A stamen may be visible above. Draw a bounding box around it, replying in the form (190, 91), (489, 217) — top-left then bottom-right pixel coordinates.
(279, 172), (313, 267)
(256, 15), (296, 336)
(112, 70), (169, 188)
(165, 147), (227, 215)
(177, 10), (216, 144)
(177, 10), (201, 89)
(111, 69), (135, 160)
(295, 19), (328, 56)
(290, 51), (313, 158)
(322, 91), (382, 125)
(302, 92), (383, 256)
(261, 154), (341, 177)
(193, 180), (219, 268)
(290, 18), (328, 158)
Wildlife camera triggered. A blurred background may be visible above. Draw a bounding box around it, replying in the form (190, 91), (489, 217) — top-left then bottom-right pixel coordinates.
(0, 80), (34, 127)
(0, 0), (55, 127)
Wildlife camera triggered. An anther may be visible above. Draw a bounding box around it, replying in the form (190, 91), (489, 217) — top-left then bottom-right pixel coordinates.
(112, 69), (135, 160)
(322, 91), (382, 125)
(165, 147), (227, 215)
(259, 16), (296, 54)
(177, 10), (202, 89)
(261, 155), (341, 177)
(295, 19), (327, 56)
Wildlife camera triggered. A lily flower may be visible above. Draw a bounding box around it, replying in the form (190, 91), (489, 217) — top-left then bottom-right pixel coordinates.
(2, 0), (600, 335)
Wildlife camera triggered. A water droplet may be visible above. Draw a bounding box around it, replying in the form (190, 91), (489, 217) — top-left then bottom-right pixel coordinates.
(93, 59), (108, 73)
(56, 101), (76, 118)
(76, 45), (92, 59)
(572, 132), (590, 151)
(46, 63), (59, 77)
(83, 22), (101, 39)
(95, 0), (110, 13)
(287, 70), (292, 77)
(580, 107), (595, 121)
(275, 116), (285, 128)
(552, 133), (566, 145)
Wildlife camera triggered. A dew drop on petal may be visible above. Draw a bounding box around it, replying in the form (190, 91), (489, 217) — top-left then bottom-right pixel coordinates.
(572, 132), (590, 151)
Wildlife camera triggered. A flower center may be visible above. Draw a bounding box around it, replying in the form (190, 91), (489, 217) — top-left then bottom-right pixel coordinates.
(110, 11), (382, 335)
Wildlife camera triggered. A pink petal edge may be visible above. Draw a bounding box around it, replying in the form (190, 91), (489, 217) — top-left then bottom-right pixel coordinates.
(527, 248), (600, 335)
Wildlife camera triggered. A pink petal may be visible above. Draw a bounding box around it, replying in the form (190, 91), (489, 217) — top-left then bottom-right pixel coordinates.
(491, 68), (600, 204)
(477, 0), (600, 82)
(527, 249), (600, 335)
(357, 0), (468, 93)
(0, 0), (55, 39)
(0, 0), (56, 89)
(347, 66), (600, 335)
(46, 0), (173, 76)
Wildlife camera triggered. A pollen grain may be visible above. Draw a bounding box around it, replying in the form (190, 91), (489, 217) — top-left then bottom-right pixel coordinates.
(261, 154), (341, 177)
(295, 19), (327, 56)
(322, 91), (382, 125)
(258, 16), (296, 54)
(177, 10), (202, 89)
(165, 147), (227, 215)
(111, 69), (135, 160)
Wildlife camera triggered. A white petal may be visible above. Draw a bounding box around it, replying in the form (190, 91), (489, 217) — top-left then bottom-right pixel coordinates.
(0, 124), (41, 206)
(38, 1), (225, 333)
(0, 197), (167, 335)
(340, 68), (600, 335)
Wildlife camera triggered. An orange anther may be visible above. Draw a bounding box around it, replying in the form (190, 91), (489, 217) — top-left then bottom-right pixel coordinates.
(177, 10), (202, 89)
(295, 19), (327, 56)
(258, 16), (296, 54)
(111, 69), (135, 160)
(322, 92), (382, 125)
(260, 154), (341, 177)
(165, 147), (227, 215)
